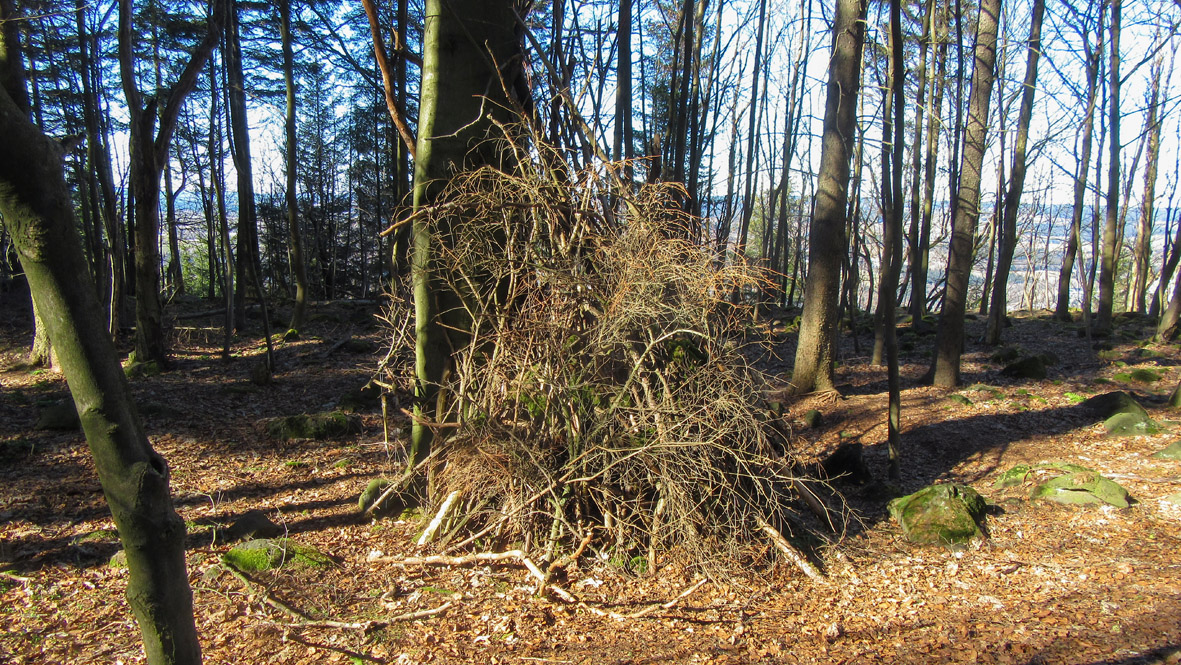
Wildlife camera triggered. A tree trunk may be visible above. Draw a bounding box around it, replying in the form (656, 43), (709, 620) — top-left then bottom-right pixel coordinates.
(281, 0), (308, 331)
(613, 0), (633, 169)
(119, 0), (227, 365)
(226, 0), (261, 329)
(930, 0), (1001, 387)
(1129, 44), (1165, 315)
(1095, 0), (1121, 334)
(883, 0), (906, 480)
(1053, 2), (1104, 322)
(0, 11), (200, 663)
(407, 0), (525, 465)
(985, 0), (1044, 346)
(789, 0), (867, 394)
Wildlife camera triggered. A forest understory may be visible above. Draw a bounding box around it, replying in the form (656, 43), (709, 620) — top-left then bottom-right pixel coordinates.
(1, 298), (1179, 665)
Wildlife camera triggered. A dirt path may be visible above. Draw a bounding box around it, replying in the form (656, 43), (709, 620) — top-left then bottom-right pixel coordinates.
(1, 304), (1178, 664)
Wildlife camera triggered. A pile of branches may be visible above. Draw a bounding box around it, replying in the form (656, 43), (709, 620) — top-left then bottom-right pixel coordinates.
(381, 142), (836, 575)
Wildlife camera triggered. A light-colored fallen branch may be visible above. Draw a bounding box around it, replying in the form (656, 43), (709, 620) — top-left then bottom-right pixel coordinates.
(273, 601), (454, 630)
(417, 490), (460, 546)
(372, 549), (577, 602)
(756, 517), (825, 582)
(628, 577), (708, 618)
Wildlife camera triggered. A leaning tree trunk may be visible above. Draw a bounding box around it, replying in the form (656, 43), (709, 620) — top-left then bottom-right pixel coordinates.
(930, 0), (1001, 387)
(1095, 0), (1121, 334)
(789, 0), (867, 394)
(985, 0), (1044, 346)
(0, 9), (201, 663)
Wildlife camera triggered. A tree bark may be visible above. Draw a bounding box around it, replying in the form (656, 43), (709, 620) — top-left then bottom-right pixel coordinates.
(930, 0), (1001, 387)
(119, 0), (227, 365)
(985, 0), (1044, 346)
(789, 0), (867, 394)
(1129, 44), (1165, 315)
(1095, 0), (1121, 334)
(281, 0), (308, 331)
(407, 0), (525, 465)
(0, 11), (200, 663)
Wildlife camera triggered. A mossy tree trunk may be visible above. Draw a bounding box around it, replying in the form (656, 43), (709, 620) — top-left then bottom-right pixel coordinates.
(407, 0), (525, 466)
(0, 7), (201, 663)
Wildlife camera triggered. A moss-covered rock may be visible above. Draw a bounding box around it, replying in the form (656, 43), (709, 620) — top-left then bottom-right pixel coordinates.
(947, 394), (973, 406)
(34, 400), (79, 431)
(990, 346), (1022, 364)
(222, 538), (332, 572)
(1152, 441), (1181, 460)
(124, 360), (161, 379)
(1031, 470), (1131, 508)
(1000, 356), (1046, 380)
(801, 409), (823, 429)
(1080, 391), (1147, 420)
(264, 411), (362, 441)
(1104, 411), (1160, 436)
(338, 383), (382, 413)
(994, 462), (1090, 489)
(887, 484), (987, 548)
(108, 550), (128, 569)
(221, 509), (283, 543)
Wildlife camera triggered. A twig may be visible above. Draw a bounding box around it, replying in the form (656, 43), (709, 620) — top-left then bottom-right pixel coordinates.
(373, 549), (577, 602)
(755, 517), (825, 582)
(417, 491), (461, 546)
(273, 602), (454, 631)
(399, 407), (462, 429)
(222, 560), (312, 620)
(628, 577), (708, 618)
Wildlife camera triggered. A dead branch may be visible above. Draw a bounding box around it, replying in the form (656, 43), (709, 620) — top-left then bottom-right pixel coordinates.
(417, 490), (461, 546)
(272, 601), (454, 631)
(628, 577), (708, 618)
(222, 560), (312, 620)
(755, 517), (825, 582)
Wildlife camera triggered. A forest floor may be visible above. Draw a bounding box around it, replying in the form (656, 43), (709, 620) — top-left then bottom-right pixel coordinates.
(1, 296), (1180, 665)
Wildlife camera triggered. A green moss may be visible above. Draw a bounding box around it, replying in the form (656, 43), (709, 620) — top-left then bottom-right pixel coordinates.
(887, 484), (987, 549)
(265, 411), (362, 441)
(947, 394), (973, 406)
(222, 538), (332, 572)
(1032, 471), (1131, 508)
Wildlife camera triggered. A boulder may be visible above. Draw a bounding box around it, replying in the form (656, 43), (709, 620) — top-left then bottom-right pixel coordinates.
(1031, 470), (1131, 508)
(1000, 356), (1046, 380)
(887, 484), (987, 548)
(801, 409), (823, 429)
(1080, 391), (1146, 417)
(339, 383), (383, 413)
(1103, 411), (1160, 437)
(221, 509), (283, 543)
(35, 400), (80, 431)
(264, 411), (362, 441)
(1152, 441), (1181, 460)
(222, 538), (332, 572)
